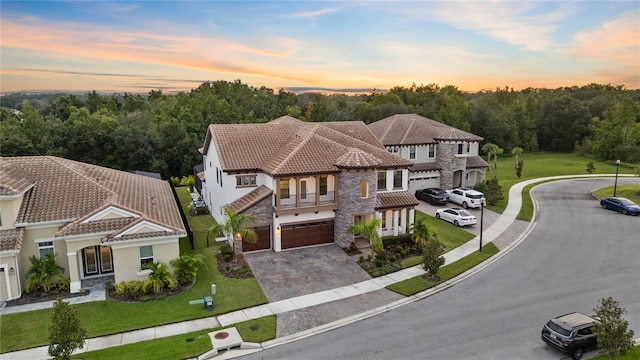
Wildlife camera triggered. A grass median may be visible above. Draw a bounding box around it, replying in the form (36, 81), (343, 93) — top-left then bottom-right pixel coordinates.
(387, 243), (499, 296)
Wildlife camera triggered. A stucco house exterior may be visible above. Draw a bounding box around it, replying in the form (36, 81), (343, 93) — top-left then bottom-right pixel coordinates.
(368, 114), (490, 192)
(199, 116), (419, 254)
(0, 156), (186, 300)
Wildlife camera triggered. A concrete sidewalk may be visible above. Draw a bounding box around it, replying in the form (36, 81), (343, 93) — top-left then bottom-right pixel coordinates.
(4, 175), (626, 360)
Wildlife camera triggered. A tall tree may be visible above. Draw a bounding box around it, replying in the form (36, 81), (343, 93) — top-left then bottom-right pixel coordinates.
(48, 298), (87, 360)
(593, 297), (635, 360)
(588, 98), (640, 162)
(481, 143), (499, 171)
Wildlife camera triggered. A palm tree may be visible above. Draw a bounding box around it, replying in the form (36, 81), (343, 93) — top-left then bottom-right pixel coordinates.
(409, 219), (435, 248)
(511, 147), (523, 170)
(208, 207), (257, 263)
(25, 254), (65, 294)
(143, 261), (177, 294)
(481, 143), (499, 172)
(347, 217), (382, 259)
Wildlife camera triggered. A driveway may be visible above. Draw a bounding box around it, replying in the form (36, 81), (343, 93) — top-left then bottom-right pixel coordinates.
(243, 244), (371, 302)
(415, 198), (500, 236)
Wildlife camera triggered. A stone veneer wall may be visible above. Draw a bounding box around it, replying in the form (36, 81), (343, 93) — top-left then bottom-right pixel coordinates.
(236, 195), (273, 254)
(437, 142), (468, 189)
(334, 169), (377, 248)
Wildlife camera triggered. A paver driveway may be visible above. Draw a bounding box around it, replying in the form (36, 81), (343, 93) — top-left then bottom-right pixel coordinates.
(243, 244), (371, 302)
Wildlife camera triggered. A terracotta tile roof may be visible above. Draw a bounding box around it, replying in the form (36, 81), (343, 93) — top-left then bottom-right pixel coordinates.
(466, 156), (490, 168)
(0, 156), (186, 238)
(375, 191), (419, 210)
(335, 148), (381, 168)
(203, 117), (413, 177)
(226, 185), (273, 214)
(0, 228), (24, 251)
(57, 217), (138, 237)
(410, 162), (442, 172)
(0, 160), (35, 196)
(368, 114), (483, 146)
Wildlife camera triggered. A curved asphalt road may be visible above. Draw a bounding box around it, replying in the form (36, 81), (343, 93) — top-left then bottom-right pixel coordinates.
(242, 178), (640, 360)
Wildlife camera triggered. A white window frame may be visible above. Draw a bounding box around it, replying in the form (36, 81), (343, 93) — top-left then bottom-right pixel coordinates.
(235, 174), (257, 188)
(38, 241), (54, 258)
(139, 245), (154, 267)
(409, 146), (416, 159)
(428, 144), (436, 158)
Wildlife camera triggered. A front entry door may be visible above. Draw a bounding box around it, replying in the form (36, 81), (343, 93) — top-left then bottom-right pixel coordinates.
(82, 246), (114, 277)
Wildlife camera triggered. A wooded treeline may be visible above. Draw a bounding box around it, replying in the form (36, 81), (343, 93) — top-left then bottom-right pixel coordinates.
(1, 80), (639, 178)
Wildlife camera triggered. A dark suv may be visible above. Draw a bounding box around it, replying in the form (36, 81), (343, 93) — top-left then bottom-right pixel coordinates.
(415, 188), (449, 205)
(541, 312), (599, 359)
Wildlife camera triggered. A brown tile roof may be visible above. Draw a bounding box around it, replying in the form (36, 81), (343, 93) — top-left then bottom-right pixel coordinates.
(203, 117), (413, 177)
(375, 191), (419, 210)
(410, 162), (442, 172)
(0, 160), (35, 196)
(0, 156), (186, 239)
(335, 148), (381, 169)
(0, 228), (24, 251)
(466, 156), (490, 168)
(57, 216), (139, 237)
(368, 114), (483, 146)
(226, 185), (273, 214)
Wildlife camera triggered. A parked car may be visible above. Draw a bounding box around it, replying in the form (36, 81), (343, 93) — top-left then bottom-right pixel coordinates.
(446, 188), (485, 209)
(435, 208), (477, 227)
(600, 197), (640, 215)
(415, 188), (449, 205)
(541, 312), (600, 360)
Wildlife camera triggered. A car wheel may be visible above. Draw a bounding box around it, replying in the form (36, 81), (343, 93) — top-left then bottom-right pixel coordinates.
(435, 213), (441, 219)
(454, 220), (459, 226)
(601, 203), (607, 209)
(622, 209), (628, 215)
(462, 202), (468, 209)
(573, 347), (584, 360)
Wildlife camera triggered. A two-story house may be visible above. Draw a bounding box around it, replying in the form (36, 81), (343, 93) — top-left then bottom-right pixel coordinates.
(0, 156), (186, 300)
(368, 114), (490, 192)
(199, 116), (419, 254)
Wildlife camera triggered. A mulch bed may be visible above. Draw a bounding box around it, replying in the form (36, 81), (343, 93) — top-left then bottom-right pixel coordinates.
(5, 290), (89, 307)
(216, 252), (254, 279)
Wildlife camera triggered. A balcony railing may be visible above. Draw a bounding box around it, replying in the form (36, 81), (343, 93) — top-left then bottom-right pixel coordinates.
(278, 191), (335, 209)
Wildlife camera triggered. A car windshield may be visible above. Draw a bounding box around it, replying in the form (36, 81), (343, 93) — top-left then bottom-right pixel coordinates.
(618, 198), (635, 206)
(459, 210), (472, 217)
(546, 320), (571, 337)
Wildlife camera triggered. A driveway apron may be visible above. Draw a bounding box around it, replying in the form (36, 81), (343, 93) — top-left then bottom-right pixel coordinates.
(243, 244), (371, 302)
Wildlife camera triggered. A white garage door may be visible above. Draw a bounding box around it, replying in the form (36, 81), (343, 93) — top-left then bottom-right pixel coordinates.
(409, 175), (440, 194)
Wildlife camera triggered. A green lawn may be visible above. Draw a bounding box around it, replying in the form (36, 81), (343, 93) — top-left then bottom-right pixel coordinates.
(588, 345), (640, 360)
(70, 316), (276, 360)
(0, 188), (268, 354)
(486, 153), (636, 214)
(387, 243), (499, 296)
(592, 184), (640, 203)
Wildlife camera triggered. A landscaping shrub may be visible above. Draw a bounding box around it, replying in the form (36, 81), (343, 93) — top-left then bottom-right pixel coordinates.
(170, 254), (204, 285)
(25, 254), (66, 295)
(388, 255), (397, 263)
(115, 281), (143, 299)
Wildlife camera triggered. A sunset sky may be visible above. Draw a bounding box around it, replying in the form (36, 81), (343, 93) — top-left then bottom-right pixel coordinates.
(1, 1), (639, 94)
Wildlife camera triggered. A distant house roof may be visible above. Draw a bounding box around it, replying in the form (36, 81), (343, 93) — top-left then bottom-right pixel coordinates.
(202, 116), (413, 177)
(375, 191), (419, 210)
(466, 156), (490, 169)
(129, 170), (162, 180)
(368, 114), (483, 146)
(0, 156), (186, 240)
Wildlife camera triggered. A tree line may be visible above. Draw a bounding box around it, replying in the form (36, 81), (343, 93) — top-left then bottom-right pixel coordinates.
(1, 80), (639, 178)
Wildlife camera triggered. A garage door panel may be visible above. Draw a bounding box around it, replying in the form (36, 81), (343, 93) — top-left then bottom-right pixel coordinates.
(243, 226), (271, 252)
(281, 220), (334, 249)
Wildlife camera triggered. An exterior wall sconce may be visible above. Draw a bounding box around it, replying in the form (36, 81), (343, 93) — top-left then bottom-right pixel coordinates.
(9, 267), (15, 276)
(276, 226), (281, 235)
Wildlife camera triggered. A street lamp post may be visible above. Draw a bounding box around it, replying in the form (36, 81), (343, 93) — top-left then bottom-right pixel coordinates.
(613, 159), (621, 197)
(479, 198), (485, 252)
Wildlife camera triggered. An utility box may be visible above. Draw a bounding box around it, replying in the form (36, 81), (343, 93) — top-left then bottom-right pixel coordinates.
(204, 296), (213, 310)
(211, 284), (217, 295)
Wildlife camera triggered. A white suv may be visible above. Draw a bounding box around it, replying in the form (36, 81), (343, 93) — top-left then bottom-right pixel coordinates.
(446, 188), (485, 208)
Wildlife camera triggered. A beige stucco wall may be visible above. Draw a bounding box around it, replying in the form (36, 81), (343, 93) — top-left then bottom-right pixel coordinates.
(0, 253), (20, 300)
(19, 225), (66, 289)
(0, 196), (23, 230)
(111, 239), (180, 283)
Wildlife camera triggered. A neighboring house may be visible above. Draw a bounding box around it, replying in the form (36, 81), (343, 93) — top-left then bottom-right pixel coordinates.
(368, 114), (490, 192)
(0, 156), (186, 300)
(199, 116), (419, 254)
